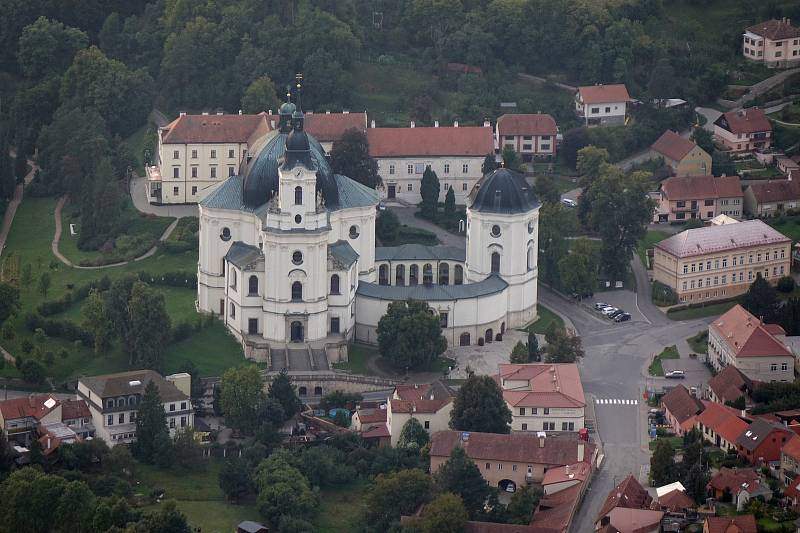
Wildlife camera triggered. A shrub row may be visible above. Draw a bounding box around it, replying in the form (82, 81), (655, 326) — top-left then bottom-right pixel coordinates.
(37, 277), (111, 316)
(666, 295), (739, 315)
(23, 313), (92, 345)
(161, 240), (194, 254)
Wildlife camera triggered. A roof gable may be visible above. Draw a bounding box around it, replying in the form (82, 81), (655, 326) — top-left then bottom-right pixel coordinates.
(711, 305), (792, 358)
(660, 175), (741, 202)
(708, 366), (753, 404)
(748, 179), (800, 204)
(497, 114), (558, 137)
(661, 385), (703, 425)
(651, 130), (697, 162)
(715, 108), (772, 134)
(596, 474), (652, 522)
(577, 84), (631, 104)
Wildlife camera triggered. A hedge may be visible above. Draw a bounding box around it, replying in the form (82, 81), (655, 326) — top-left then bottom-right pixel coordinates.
(137, 271), (197, 289)
(37, 277), (111, 316)
(666, 295), (739, 315)
(23, 313), (92, 345)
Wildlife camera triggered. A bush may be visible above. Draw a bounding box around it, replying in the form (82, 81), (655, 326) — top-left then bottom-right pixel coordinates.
(652, 281), (678, 306)
(20, 359), (45, 384)
(171, 320), (202, 342)
(778, 276), (795, 293)
(376, 210), (400, 243)
(23, 313), (92, 345)
(161, 240), (194, 254)
(319, 391), (363, 411)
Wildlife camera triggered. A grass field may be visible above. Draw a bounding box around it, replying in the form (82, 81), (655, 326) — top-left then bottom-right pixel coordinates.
(771, 218), (800, 242)
(332, 343), (378, 375)
(527, 305), (565, 334)
(667, 301), (736, 321)
(687, 330), (708, 354)
(315, 481), (368, 533)
(637, 230), (671, 268)
(648, 435), (683, 451)
(648, 345), (679, 376)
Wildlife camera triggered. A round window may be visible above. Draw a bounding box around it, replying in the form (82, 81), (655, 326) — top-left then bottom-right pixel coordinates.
(295, 214), (302, 224)
(220, 227), (231, 241)
(292, 251), (303, 265)
(528, 220), (535, 234)
(349, 225), (360, 239)
(491, 225), (501, 237)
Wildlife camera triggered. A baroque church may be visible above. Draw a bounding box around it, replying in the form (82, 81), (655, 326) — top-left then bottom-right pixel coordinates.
(197, 100), (540, 366)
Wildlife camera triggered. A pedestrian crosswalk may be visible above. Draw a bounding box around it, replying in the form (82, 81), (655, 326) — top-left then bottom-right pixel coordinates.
(594, 398), (639, 405)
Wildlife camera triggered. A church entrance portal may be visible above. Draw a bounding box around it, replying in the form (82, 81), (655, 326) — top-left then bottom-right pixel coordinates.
(290, 321), (304, 342)
(387, 185), (396, 199)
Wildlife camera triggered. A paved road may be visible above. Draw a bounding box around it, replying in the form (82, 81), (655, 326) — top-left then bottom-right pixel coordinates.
(129, 176), (198, 218)
(0, 154), (38, 261)
(738, 67), (800, 107)
(386, 205), (466, 248)
(696, 107), (722, 132)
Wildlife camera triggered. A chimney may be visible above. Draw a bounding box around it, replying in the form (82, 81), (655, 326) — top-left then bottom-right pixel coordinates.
(268, 109), (272, 115)
(216, 111), (223, 115)
(326, 110), (331, 114)
(46, 437), (51, 450)
(410, 121), (415, 128)
(238, 109), (242, 115)
(202, 111), (209, 116)
(539, 436), (545, 448)
(577, 442), (585, 462)
(370, 120), (376, 128)
(343, 110), (350, 114)
(179, 111), (187, 117)
(454, 120), (459, 128)
(483, 120), (490, 128)
(434, 120), (439, 128)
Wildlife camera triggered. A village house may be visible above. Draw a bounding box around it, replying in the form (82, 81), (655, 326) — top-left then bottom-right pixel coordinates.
(350, 406), (387, 432)
(368, 122), (494, 204)
(652, 219), (791, 304)
(743, 18), (800, 68)
(781, 434), (800, 485)
(703, 515), (757, 533)
(744, 179), (800, 217)
(148, 111), (366, 204)
(707, 365), (754, 406)
(707, 468), (771, 511)
(429, 430), (594, 488)
(735, 417), (793, 465)
(655, 487), (696, 516)
(660, 384), (704, 435)
(652, 174), (743, 223)
(0, 394), (93, 448)
(776, 155), (800, 175)
(78, 370), (194, 447)
(713, 108), (772, 153)
(385, 381), (455, 447)
(594, 475), (663, 533)
(497, 363), (586, 433)
(708, 304), (795, 382)
(574, 84), (631, 126)
(495, 114), (558, 161)
(694, 400), (749, 452)
(649, 130), (712, 177)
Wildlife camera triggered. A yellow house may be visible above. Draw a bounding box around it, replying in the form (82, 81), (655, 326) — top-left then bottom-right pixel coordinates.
(650, 130), (711, 177)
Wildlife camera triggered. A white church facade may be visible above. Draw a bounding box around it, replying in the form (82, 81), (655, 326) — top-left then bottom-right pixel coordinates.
(197, 102), (540, 368)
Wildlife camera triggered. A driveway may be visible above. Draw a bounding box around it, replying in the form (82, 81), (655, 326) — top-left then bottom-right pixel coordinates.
(129, 176), (198, 218)
(386, 205), (466, 248)
(696, 107), (722, 132)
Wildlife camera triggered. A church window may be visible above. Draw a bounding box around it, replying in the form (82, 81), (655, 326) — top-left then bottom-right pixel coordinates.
(462, 183), (467, 191)
(527, 247), (535, 271)
(528, 220), (535, 234)
(408, 183), (412, 191)
(292, 251), (303, 265)
(173, 150), (179, 159)
(294, 186), (303, 205)
(248, 275), (258, 295)
(229, 303), (236, 318)
(228, 149), (235, 158)
(444, 163), (450, 174)
(173, 168), (179, 178)
(423, 264), (433, 284)
(389, 164), (395, 175)
(220, 227), (231, 241)
(395, 265), (405, 286)
(191, 186), (197, 195)
(191, 150), (197, 159)
(410, 265), (419, 285)
(173, 186), (179, 196)
(407, 164), (413, 174)
(191, 167), (197, 178)
(491, 252), (501, 273)
(295, 214), (302, 224)
(491, 225), (501, 237)
(462, 164), (469, 173)
(379, 265), (389, 285)
(454, 265), (464, 285)
(330, 317), (340, 334)
(439, 263), (450, 285)
(230, 270), (237, 290)
(349, 225), (360, 239)
(228, 166), (235, 176)
(291, 282), (303, 301)
(330, 275), (340, 294)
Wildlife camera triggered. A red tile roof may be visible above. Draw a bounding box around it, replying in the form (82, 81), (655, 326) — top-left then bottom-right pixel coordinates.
(596, 475), (653, 522)
(61, 399), (90, 421)
(703, 515), (757, 533)
(747, 179), (800, 204)
(715, 108), (772, 135)
(0, 395), (60, 421)
(661, 384), (703, 427)
(430, 431), (594, 467)
(657, 489), (695, 512)
(161, 114), (268, 144)
(577, 84), (631, 104)
(695, 400), (749, 444)
(355, 408), (387, 424)
(708, 366), (753, 404)
(746, 19), (800, 40)
(607, 508), (664, 533)
(782, 434), (800, 461)
(266, 112), (367, 142)
(784, 473), (800, 501)
(707, 467), (761, 494)
(497, 114), (558, 137)
(390, 398), (451, 414)
(711, 305), (792, 359)
(542, 462), (590, 486)
(499, 364), (586, 409)
(660, 175), (742, 201)
(651, 130), (698, 162)
(361, 423), (390, 439)
(367, 126), (494, 157)
(531, 482), (583, 533)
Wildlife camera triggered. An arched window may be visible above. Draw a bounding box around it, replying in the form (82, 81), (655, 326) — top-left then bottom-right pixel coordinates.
(291, 281), (302, 301)
(107, 399), (115, 409)
(455, 265), (464, 285)
(491, 252), (500, 273)
(330, 274), (340, 295)
(248, 275), (258, 295)
(294, 186), (303, 205)
(527, 247), (534, 271)
(298, 386), (308, 396)
(314, 386), (323, 396)
(395, 265), (405, 286)
(439, 263), (450, 285)
(379, 264), (389, 285)
(485, 328), (493, 343)
(118, 397), (126, 407)
(409, 265), (419, 285)
(423, 263), (433, 284)
(230, 270), (237, 290)
(128, 395), (136, 406)
(459, 332), (471, 346)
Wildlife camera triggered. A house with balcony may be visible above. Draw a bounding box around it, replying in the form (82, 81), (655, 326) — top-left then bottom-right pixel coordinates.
(653, 174), (743, 223)
(649, 130), (711, 177)
(0, 394), (93, 448)
(495, 114), (558, 161)
(743, 18), (800, 68)
(574, 84), (631, 126)
(713, 108), (772, 153)
(781, 434), (800, 485)
(497, 363), (585, 433)
(78, 370), (194, 446)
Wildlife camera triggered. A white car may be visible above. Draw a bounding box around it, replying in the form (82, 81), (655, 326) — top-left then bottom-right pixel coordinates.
(594, 302), (610, 310)
(561, 198), (577, 208)
(665, 370), (686, 379)
(601, 307), (619, 316)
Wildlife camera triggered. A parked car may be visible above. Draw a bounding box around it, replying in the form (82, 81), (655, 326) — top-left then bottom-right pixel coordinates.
(608, 309), (625, 319)
(377, 201), (386, 211)
(561, 198), (577, 208)
(594, 302), (610, 310)
(665, 370), (685, 379)
(601, 307), (619, 316)
(614, 313), (631, 322)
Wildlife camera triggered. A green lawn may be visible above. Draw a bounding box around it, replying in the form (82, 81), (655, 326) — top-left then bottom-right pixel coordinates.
(687, 330), (708, 354)
(667, 301), (737, 321)
(314, 481), (368, 533)
(123, 123), (156, 174)
(648, 345), (679, 376)
(332, 343), (378, 375)
(648, 435), (683, 451)
(527, 305), (565, 334)
(771, 218), (800, 242)
(637, 230), (671, 268)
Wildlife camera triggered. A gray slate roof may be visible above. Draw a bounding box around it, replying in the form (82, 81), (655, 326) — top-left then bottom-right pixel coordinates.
(356, 274), (507, 301)
(79, 370), (189, 403)
(735, 417), (790, 451)
(200, 175), (253, 211)
(225, 241), (263, 270)
(332, 174), (380, 210)
(375, 244), (466, 262)
(329, 240), (359, 269)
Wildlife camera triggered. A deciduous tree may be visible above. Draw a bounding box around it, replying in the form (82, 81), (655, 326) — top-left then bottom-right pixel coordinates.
(82, 289), (112, 354)
(365, 469), (433, 531)
(221, 365), (266, 434)
(544, 324), (584, 363)
(650, 439), (677, 486)
(267, 368), (301, 420)
(507, 486), (543, 524)
(38, 272), (50, 297)
(241, 76), (280, 114)
(16, 17), (88, 80)
(450, 373), (512, 434)
(436, 446), (490, 518)
(377, 300), (447, 370)
(418, 493), (468, 533)
(398, 417), (430, 450)
(501, 145), (523, 172)
(0, 282), (20, 326)
(376, 209), (400, 243)
(510, 341), (529, 363)
(127, 281), (171, 370)
(534, 173), (561, 204)
(0, 132), (15, 200)
(329, 128), (380, 189)
(538, 202), (578, 287)
(219, 456), (252, 503)
(740, 276), (780, 323)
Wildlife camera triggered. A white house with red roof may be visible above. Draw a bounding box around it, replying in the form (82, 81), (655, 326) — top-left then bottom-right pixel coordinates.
(713, 108), (772, 153)
(495, 114), (558, 161)
(653, 174), (743, 223)
(708, 304), (794, 382)
(574, 84), (631, 126)
(497, 363), (586, 433)
(367, 122), (494, 204)
(385, 381), (455, 447)
(743, 18), (800, 68)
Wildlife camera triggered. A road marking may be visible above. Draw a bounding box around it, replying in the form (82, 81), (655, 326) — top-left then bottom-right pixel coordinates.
(595, 398), (638, 406)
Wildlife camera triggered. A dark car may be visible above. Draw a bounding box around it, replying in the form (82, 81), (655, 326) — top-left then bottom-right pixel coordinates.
(614, 313), (631, 322)
(608, 309), (625, 319)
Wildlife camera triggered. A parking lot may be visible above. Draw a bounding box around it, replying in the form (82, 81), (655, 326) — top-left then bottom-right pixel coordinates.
(584, 290), (646, 325)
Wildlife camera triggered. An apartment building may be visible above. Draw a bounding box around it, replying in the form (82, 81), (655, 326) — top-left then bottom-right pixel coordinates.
(708, 304), (794, 382)
(652, 219), (791, 303)
(368, 122), (494, 204)
(743, 18), (800, 68)
(574, 84), (631, 126)
(653, 174), (743, 223)
(497, 363), (585, 433)
(78, 370), (194, 446)
(649, 130), (711, 177)
(781, 434), (800, 485)
(713, 108), (772, 153)
(495, 114), (558, 161)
